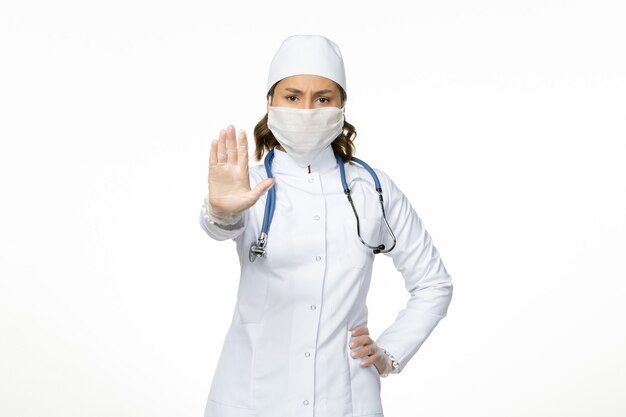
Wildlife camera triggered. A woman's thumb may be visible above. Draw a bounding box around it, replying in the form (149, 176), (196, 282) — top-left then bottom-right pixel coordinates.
(250, 178), (275, 200)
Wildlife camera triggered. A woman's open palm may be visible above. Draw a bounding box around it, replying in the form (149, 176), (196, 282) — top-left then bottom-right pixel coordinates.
(208, 125), (275, 218)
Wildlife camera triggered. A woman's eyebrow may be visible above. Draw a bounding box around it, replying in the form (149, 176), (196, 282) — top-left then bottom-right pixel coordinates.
(283, 88), (336, 95)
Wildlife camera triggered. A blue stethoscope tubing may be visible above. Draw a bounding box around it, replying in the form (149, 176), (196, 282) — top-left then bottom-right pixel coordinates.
(249, 147), (397, 262)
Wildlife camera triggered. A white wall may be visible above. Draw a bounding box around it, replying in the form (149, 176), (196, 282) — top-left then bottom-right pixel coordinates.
(1, 1), (624, 416)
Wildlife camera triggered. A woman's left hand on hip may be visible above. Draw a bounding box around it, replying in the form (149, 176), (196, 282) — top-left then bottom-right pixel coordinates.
(349, 325), (392, 376)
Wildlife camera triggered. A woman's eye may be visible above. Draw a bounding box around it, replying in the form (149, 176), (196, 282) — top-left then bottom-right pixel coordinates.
(286, 96), (297, 101)
(319, 97), (329, 103)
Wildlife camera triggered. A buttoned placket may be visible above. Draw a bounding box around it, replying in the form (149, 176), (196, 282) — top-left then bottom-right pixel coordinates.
(254, 146), (343, 414)
(288, 169), (327, 414)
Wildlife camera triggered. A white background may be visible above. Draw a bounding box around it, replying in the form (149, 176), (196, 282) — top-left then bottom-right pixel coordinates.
(1, 1), (624, 416)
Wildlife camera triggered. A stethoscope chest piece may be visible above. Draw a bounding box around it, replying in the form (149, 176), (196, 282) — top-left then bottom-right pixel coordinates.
(249, 232), (268, 262)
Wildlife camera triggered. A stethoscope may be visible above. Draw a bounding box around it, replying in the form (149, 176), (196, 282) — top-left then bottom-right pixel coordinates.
(249, 147), (397, 262)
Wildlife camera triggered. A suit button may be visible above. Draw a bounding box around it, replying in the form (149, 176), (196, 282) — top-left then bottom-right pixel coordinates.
(307, 178), (314, 183)
(315, 256), (321, 261)
(303, 400), (309, 405)
(304, 351), (310, 357)
(310, 305), (317, 310)
(314, 215), (320, 220)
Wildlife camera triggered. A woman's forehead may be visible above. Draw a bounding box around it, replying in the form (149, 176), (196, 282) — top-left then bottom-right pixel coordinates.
(277, 74), (340, 91)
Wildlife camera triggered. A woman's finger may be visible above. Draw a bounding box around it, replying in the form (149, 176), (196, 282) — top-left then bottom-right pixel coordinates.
(209, 139), (218, 166)
(350, 338), (376, 357)
(249, 178), (275, 202)
(349, 334), (373, 348)
(351, 325), (369, 337)
(360, 345), (381, 366)
(353, 345), (378, 365)
(237, 129), (249, 172)
(226, 125), (238, 165)
(217, 129), (227, 164)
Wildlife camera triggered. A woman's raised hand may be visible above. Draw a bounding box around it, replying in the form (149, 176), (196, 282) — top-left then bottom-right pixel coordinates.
(208, 125), (275, 219)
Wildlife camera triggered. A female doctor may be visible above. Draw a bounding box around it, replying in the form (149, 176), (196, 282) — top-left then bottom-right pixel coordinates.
(200, 34), (453, 417)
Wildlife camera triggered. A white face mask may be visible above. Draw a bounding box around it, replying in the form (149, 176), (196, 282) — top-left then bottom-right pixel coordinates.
(267, 105), (345, 168)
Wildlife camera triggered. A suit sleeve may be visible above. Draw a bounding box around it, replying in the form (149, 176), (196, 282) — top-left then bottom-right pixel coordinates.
(373, 168), (453, 374)
(199, 193), (247, 241)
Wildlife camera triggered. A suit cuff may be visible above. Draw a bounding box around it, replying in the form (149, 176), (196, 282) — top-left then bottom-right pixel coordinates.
(204, 194), (243, 226)
(377, 346), (400, 377)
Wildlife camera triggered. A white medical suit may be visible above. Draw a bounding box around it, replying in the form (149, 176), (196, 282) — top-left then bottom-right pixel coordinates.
(199, 144), (453, 417)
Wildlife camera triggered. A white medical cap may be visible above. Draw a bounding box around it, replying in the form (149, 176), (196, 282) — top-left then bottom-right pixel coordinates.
(266, 34), (347, 95)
